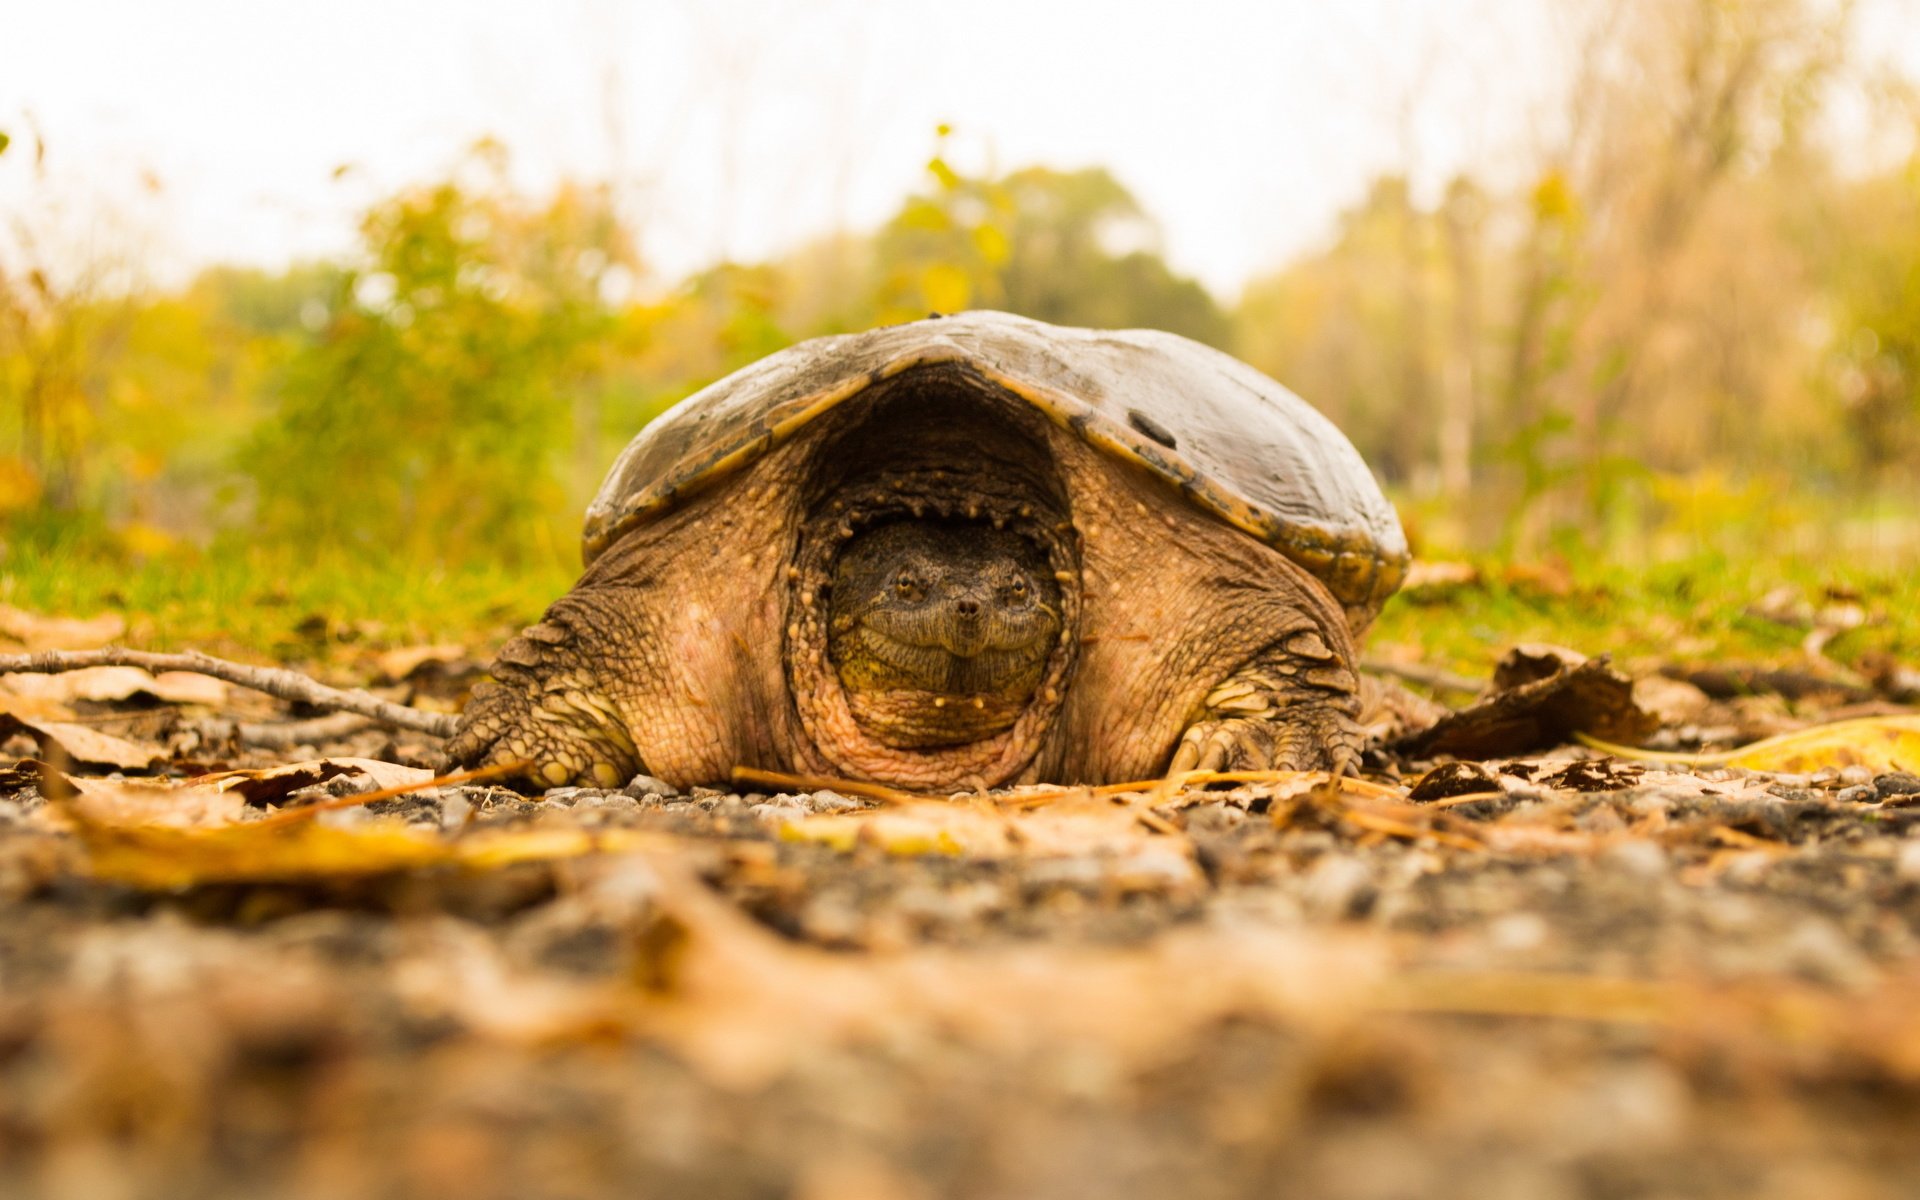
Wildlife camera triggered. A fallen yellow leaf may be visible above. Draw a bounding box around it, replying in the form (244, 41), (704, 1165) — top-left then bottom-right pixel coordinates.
(1725, 714), (1920, 774)
(1579, 714), (1920, 775)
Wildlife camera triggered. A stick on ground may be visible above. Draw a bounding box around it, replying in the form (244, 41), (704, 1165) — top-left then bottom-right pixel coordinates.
(0, 648), (460, 738)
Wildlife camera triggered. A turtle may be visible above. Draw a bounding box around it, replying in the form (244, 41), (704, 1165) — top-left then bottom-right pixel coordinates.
(448, 311), (1408, 792)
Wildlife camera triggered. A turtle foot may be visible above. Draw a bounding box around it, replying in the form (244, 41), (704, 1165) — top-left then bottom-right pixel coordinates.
(447, 619), (645, 792)
(1170, 707), (1360, 776)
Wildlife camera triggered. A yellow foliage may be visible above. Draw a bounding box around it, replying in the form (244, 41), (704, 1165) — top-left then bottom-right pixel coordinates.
(919, 262), (973, 314)
(1529, 168), (1579, 224)
(0, 456), (42, 513)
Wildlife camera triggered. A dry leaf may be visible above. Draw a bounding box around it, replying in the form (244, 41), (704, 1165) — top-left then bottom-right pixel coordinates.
(149, 672), (229, 705)
(193, 757), (434, 804)
(0, 689), (75, 722)
(375, 643), (467, 681)
(776, 797), (1193, 872)
(1632, 674), (1712, 726)
(1725, 715), (1920, 774)
(75, 820), (452, 888)
(0, 604), (126, 651)
(0, 666), (227, 706)
(72, 816), (667, 889)
(1, 666), (154, 703)
(0, 713), (165, 771)
(1395, 651), (1657, 759)
(1402, 560), (1480, 592)
(67, 780), (246, 829)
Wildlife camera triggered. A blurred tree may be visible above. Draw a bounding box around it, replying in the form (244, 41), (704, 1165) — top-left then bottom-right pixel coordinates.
(244, 144), (640, 565)
(1235, 0), (1874, 557)
(1817, 155), (1920, 483)
(1235, 177), (1452, 487)
(0, 126), (137, 526)
(871, 135), (1228, 345)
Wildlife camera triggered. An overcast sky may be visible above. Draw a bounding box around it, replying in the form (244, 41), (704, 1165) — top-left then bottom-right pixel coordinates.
(4, 0), (1916, 298)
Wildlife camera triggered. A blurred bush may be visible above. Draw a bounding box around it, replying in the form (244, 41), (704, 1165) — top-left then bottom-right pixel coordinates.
(2, 0), (1917, 576)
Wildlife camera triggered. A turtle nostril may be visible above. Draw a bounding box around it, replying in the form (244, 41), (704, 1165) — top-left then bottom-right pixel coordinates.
(954, 597), (981, 617)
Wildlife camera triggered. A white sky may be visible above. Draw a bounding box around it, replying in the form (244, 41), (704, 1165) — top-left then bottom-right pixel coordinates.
(3, 0), (1916, 299)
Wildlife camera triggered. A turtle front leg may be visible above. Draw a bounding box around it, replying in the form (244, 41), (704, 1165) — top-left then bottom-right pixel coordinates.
(447, 598), (647, 791)
(1169, 629), (1363, 776)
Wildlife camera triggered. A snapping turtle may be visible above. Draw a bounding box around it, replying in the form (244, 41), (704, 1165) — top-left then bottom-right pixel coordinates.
(449, 312), (1407, 791)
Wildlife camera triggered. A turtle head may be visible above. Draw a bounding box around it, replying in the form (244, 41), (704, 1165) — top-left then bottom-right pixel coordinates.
(828, 521), (1062, 748)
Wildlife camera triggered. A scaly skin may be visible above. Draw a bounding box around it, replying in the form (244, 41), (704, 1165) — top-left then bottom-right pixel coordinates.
(448, 449), (801, 790)
(1042, 423), (1362, 782)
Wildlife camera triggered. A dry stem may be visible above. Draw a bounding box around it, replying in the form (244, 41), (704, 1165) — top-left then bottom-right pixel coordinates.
(0, 648), (458, 738)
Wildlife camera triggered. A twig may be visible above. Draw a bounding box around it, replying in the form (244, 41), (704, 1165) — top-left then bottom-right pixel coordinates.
(236, 712), (379, 749)
(0, 648), (459, 738)
(729, 766), (922, 806)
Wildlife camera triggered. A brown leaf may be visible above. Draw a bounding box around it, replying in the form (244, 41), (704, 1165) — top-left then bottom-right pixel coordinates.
(149, 672), (229, 705)
(1, 666), (152, 703)
(1492, 643), (1588, 690)
(1406, 761), (1503, 802)
(0, 713), (166, 771)
(0, 666), (228, 706)
(1632, 675), (1712, 726)
(0, 604), (126, 651)
(0, 688), (75, 722)
(1401, 560), (1480, 592)
(192, 757), (435, 805)
(67, 779), (247, 829)
(1394, 651), (1657, 759)
(374, 643), (468, 681)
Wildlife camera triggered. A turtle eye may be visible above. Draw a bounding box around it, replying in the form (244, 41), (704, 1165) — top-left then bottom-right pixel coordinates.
(894, 573), (918, 599)
(1008, 578), (1029, 601)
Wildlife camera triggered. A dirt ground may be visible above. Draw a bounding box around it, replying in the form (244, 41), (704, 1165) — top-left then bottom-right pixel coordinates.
(2, 654), (1920, 1200)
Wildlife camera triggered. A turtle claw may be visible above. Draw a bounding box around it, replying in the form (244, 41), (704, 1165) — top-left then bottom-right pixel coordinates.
(1171, 705), (1360, 778)
(1172, 716), (1284, 775)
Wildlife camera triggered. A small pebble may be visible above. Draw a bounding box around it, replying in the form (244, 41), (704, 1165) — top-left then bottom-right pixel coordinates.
(623, 774), (675, 799)
(1838, 765), (1874, 786)
(440, 792), (471, 829)
(1835, 785), (1878, 805)
(1875, 773), (1920, 800)
(807, 789), (863, 813)
(578, 792), (638, 812)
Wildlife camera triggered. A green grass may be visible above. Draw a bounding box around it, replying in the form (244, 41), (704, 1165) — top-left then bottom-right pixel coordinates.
(1369, 553), (1920, 678)
(3, 537), (1915, 680)
(1, 541), (574, 663)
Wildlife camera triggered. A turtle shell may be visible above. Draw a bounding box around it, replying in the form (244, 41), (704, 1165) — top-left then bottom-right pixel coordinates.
(584, 311), (1408, 622)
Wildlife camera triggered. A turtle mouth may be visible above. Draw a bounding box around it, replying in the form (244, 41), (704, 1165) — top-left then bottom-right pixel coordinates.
(782, 363), (1083, 783)
(845, 620), (1055, 694)
(858, 598), (1058, 660)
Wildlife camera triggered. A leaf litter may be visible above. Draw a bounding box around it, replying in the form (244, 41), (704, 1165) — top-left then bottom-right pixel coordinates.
(2, 614), (1920, 1197)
